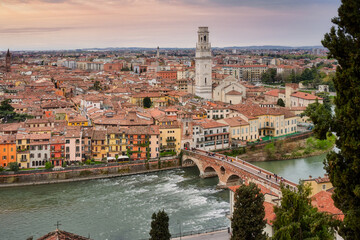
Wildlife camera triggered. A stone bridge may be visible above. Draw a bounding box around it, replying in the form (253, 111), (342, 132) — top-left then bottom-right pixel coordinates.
(183, 149), (297, 197)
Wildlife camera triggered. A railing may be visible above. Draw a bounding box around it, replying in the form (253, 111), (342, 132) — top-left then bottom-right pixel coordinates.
(139, 226), (229, 240)
(184, 149), (297, 189)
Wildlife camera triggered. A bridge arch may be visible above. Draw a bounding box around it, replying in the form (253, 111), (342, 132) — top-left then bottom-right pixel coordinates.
(226, 174), (243, 186)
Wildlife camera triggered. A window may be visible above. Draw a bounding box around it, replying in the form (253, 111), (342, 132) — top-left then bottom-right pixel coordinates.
(38, 153), (41, 158)
(76, 146), (80, 152)
(66, 147), (70, 152)
(322, 184), (326, 190)
(66, 140), (70, 144)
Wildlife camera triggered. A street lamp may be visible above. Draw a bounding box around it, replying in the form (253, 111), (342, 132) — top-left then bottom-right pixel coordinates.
(177, 220), (182, 240)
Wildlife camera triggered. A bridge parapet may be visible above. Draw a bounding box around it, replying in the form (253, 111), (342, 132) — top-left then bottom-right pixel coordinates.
(182, 149), (297, 195)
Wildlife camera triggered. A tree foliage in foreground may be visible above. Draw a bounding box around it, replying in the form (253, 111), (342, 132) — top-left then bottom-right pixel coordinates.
(0, 99), (33, 123)
(322, 0), (360, 238)
(302, 99), (332, 140)
(273, 184), (338, 240)
(149, 210), (171, 240)
(231, 183), (266, 240)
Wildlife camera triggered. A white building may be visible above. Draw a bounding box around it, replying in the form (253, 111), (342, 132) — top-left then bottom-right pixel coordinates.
(195, 26), (213, 99)
(192, 120), (230, 151)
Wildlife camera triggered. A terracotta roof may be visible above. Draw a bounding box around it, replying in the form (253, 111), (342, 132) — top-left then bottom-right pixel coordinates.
(220, 117), (249, 127)
(311, 191), (344, 221)
(264, 202), (276, 225)
(37, 228), (91, 240)
(226, 90), (242, 95)
(201, 120), (228, 129)
(264, 89), (284, 97)
(291, 91), (323, 100)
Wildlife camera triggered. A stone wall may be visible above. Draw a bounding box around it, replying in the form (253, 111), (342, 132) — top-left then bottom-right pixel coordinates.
(0, 158), (180, 186)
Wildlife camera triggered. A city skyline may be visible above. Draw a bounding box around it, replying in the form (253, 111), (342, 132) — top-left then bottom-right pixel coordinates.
(1, 0), (340, 50)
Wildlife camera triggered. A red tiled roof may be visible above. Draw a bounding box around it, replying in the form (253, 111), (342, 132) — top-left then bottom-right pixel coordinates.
(311, 191), (344, 221)
(264, 202), (276, 225)
(291, 91), (323, 100)
(226, 90), (242, 95)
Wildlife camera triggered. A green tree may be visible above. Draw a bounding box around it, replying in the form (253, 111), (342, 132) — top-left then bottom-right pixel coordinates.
(302, 99), (332, 140)
(149, 210), (171, 240)
(277, 98), (285, 107)
(0, 99), (33, 123)
(261, 68), (277, 84)
(322, 0), (360, 238)
(8, 162), (19, 172)
(143, 97), (152, 108)
(45, 161), (54, 170)
(92, 81), (101, 91)
(231, 183), (266, 240)
(273, 184), (338, 240)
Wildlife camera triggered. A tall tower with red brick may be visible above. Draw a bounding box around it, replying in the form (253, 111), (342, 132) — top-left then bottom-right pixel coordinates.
(5, 49), (11, 72)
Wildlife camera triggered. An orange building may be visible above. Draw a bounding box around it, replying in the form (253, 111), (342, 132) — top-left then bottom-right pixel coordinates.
(157, 71), (177, 80)
(0, 135), (17, 168)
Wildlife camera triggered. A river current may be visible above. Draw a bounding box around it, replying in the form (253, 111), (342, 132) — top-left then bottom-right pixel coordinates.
(0, 153), (327, 240)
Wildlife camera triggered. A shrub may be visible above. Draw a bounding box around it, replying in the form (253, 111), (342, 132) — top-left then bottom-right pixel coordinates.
(264, 142), (276, 160)
(45, 161), (54, 170)
(8, 162), (19, 172)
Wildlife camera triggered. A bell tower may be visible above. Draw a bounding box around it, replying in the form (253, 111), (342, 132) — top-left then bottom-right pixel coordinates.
(5, 49), (11, 73)
(195, 27), (212, 99)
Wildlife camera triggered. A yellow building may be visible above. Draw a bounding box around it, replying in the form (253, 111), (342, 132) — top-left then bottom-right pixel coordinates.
(130, 92), (168, 108)
(91, 130), (108, 161)
(303, 175), (333, 197)
(16, 134), (31, 168)
(155, 115), (182, 154)
(159, 125), (181, 154)
(67, 115), (89, 126)
(230, 104), (298, 139)
(218, 116), (251, 142)
(106, 127), (127, 159)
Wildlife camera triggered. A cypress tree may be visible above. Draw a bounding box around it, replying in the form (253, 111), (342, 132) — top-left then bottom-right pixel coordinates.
(149, 210), (171, 240)
(322, 0), (360, 238)
(231, 183), (266, 240)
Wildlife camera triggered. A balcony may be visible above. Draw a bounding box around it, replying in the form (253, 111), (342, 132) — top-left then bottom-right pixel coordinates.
(166, 138), (176, 142)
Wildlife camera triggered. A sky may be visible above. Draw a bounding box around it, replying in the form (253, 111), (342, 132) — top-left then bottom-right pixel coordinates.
(0, 0), (341, 51)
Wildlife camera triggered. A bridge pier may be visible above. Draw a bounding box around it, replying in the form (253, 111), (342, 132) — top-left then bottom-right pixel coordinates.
(200, 172), (218, 179)
(216, 181), (227, 189)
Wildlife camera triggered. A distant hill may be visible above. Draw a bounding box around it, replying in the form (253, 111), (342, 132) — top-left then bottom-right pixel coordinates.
(222, 45), (325, 50)
(78, 45), (325, 51)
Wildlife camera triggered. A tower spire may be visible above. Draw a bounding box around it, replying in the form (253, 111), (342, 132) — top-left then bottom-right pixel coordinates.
(5, 49), (11, 72)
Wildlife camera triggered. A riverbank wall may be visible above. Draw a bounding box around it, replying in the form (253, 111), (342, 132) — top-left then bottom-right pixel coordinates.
(216, 131), (313, 154)
(0, 157), (181, 187)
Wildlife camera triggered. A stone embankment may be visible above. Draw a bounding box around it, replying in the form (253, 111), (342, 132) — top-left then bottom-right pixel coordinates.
(0, 157), (180, 187)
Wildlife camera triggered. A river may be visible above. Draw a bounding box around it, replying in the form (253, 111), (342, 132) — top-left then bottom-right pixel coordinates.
(0, 153), (327, 240)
